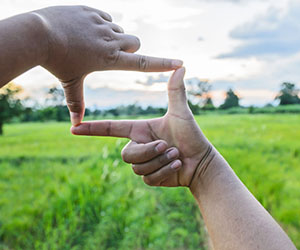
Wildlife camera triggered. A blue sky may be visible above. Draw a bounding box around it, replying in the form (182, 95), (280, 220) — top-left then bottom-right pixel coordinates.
(1, 0), (299, 107)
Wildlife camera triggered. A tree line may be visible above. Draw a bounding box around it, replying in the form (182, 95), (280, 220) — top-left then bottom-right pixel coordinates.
(1, 81), (299, 135)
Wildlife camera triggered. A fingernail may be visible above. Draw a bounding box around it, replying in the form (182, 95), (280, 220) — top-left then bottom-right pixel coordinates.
(155, 142), (167, 153)
(167, 149), (178, 160)
(70, 112), (81, 126)
(171, 160), (181, 170)
(172, 60), (183, 69)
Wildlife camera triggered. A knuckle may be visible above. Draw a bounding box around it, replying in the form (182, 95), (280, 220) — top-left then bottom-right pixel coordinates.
(102, 12), (112, 22)
(100, 25), (115, 38)
(137, 55), (149, 71)
(162, 58), (171, 68)
(143, 176), (154, 186)
(90, 13), (103, 24)
(103, 49), (120, 66)
(144, 146), (154, 159)
(66, 100), (83, 112)
(102, 32), (115, 42)
(111, 23), (123, 33)
(80, 5), (91, 12)
(61, 78), (83, 90)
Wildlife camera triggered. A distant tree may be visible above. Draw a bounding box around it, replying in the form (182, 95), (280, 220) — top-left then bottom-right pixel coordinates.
(91, 109), (102, 118)
(186, 78), (214, 109)
(46, 86), (65, 106)
(187, 100), (201, 115)
(85, 108), (91, 117)
(248, 105), (255, 114)
(275, 82), (300, 105)
(0, 83), (23, 135)
(44, 86), (69, 121)
(220, 88), (240, 109)
(202, 97), (215, 111)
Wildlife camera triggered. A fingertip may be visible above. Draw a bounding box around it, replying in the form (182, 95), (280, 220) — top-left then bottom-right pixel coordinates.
(70, 123), (88, 135)
(103, 12), (112, 22)
(171, 60), (184, 69)
(166, 147), (180, 160)
(170, 160), (182, 171)
(70, 126), (75, 135)
(169, 67), (186, 86)
(174, 67), (186, 78)
(155, 140), (168, 153)
(70, 125), (80, 135)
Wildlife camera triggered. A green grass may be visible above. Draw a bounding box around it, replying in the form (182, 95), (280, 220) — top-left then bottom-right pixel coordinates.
(0, 114), (300, 249)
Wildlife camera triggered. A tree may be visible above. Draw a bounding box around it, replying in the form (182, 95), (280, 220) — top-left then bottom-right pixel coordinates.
(0, 83), (23, 135)
(275, 82), (300, 105)
(45, 86), (69, 121)
(220, 88), (240, 109)
(187, 100), (201, 115)
(186, 78), (214, 109)
(202, 97), (215, 111)
(46, 86), (65, 106)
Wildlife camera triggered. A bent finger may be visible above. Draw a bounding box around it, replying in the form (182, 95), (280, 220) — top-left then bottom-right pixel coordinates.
(122, 140), (168, 164)
(93, 8), (113, 22)
(109, 22), (124, 33)
(143, 160), (182, 186)
(117, 34), (140, 53)
(132, 147), (179, 175)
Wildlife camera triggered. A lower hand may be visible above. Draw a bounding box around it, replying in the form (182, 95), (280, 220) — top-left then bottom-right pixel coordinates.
(71, 68), (211, 187)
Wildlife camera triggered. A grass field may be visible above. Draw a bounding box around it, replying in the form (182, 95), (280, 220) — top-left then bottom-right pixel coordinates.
(0, 114), (299, 249)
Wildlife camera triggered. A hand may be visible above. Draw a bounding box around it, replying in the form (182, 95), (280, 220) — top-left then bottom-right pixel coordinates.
(32, 6), (183, 125)
(71, 68), (211, 187)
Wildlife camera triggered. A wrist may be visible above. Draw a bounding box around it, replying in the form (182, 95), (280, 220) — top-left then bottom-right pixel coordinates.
(188, 144), (217, 197)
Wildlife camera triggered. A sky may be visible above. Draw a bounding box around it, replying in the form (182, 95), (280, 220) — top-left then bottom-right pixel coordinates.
(1, 0), (300, 108)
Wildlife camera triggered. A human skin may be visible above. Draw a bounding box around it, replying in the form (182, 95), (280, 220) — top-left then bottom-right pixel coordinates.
(0, 5), (182, 125)
(71, 68), (297, 250)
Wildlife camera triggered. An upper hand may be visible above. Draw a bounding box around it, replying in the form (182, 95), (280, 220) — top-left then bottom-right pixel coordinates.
(71, 68), (211, 187)
(33, 5), (183, 125)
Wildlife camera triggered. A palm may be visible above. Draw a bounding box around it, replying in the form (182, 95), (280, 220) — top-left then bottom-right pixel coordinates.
(128, 109), (208, 187)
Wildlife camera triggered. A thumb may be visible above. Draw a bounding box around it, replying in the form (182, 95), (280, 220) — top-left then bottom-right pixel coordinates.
(167, 67), (190, 114)
(61, 77), (85, 126)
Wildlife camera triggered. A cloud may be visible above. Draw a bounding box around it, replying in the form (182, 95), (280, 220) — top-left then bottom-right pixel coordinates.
(136, 74), (169, 86)
(217, 1), (300, 58)
(84, 86), (168, 108)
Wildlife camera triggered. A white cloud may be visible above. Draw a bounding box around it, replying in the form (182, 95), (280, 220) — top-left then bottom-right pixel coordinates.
(136, 74), (169, 86)
(218, 1), (300, 58)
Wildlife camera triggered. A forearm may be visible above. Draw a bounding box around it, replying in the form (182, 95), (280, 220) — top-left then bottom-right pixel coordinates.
(0, 12), (47, 87)
(190, 146), (296, 250)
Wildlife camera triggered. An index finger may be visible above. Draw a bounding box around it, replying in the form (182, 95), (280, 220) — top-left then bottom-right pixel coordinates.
(114, 51), (183, 72)
(71, 120), (135, 138)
